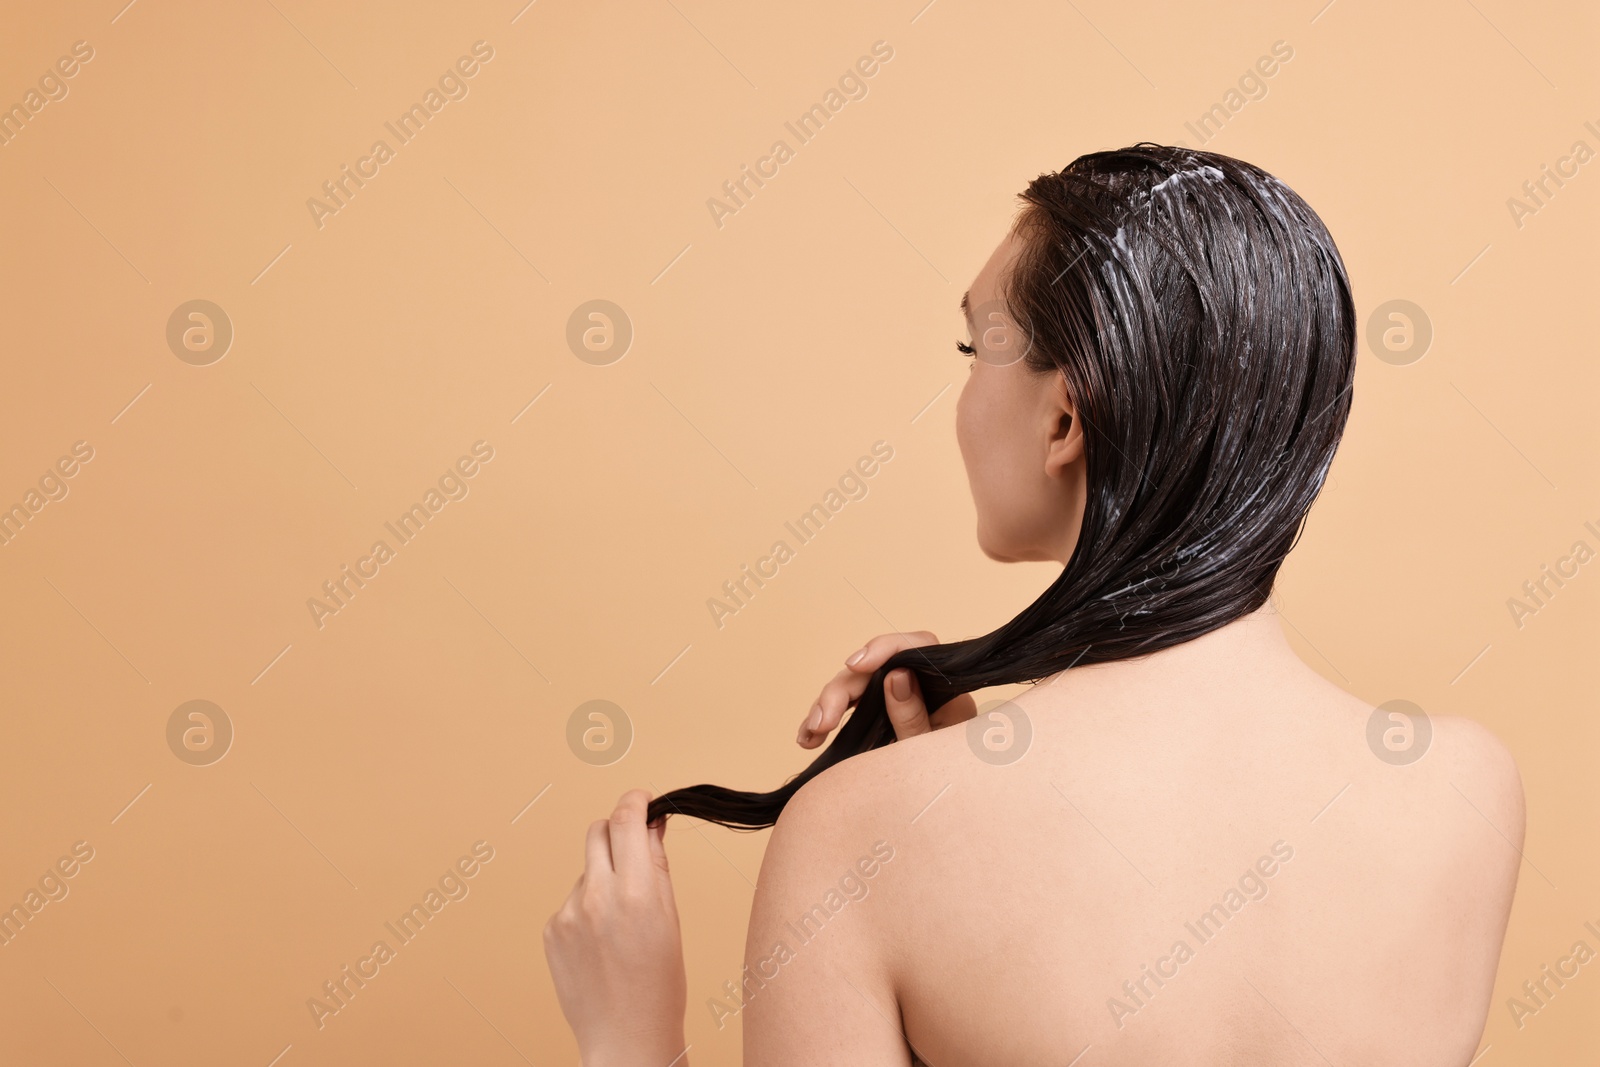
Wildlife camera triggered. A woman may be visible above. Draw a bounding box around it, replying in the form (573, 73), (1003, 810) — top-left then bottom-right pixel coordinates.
(543, 144), (1524, 1065)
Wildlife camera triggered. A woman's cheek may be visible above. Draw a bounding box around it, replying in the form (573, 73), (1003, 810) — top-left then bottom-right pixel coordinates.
(954, 377), (977, 467)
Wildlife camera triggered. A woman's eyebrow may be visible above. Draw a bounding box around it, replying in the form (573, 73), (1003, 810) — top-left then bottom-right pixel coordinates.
(960, 290), (972, 320)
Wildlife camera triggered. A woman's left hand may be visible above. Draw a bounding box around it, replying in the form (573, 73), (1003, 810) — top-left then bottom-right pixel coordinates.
(544, 789), (689, 1067)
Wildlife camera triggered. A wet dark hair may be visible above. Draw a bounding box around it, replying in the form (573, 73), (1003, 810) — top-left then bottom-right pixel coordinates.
(648, 143), (1356, 830)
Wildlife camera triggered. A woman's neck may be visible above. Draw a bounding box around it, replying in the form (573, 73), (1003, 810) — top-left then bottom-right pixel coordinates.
(1035, 599), (1312, 703)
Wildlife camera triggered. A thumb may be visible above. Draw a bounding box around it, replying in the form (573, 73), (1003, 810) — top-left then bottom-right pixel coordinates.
(884, 669), (931, 741)
(647, 817), (670, 875)
(647, 819), (681, 920)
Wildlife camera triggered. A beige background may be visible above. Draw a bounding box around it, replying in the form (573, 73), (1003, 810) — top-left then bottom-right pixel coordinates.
(0, 0), (1595, 1063)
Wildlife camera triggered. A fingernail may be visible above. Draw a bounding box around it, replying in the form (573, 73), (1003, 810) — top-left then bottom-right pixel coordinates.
(889, 670), (911, 702)
(845, 648), (867, 667)
(807, 703), (823, 731)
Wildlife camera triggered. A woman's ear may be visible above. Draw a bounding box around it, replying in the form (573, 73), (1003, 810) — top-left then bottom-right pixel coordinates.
(1043, 372), (1084, 478)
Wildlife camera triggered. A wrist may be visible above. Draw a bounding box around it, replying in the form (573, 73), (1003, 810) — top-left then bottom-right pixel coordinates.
(582, 1031), (688, 1067)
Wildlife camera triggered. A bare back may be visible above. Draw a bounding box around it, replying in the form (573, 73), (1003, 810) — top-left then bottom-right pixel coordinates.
(743, 616), (1524, 1066)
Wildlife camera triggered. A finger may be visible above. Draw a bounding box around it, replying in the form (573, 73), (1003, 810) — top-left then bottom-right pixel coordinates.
(929, 692), (979, 731)
(799, 667), (872, 749)
(884, 668), (932, 741)
(553, 868), (581, 908)
(844, 631), (939, 673)
(584, 819), (614, 882)
(555, 871), (585, 917)
(607, 789), (654, 885)
(800, 631), (942, 749)
(647, 816), (670, 876)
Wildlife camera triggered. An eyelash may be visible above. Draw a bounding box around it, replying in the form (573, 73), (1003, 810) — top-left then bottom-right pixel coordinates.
(956, 340), (976, 356)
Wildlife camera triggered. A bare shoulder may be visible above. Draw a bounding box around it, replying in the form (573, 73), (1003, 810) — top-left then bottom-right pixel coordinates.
(745, 760), (903, 967)
(1344, 696), (1528, 911)
(740, 741), (932, 1062)
(751, 732), (961, 939)
(1423, 713), (1526, 848)
(762, 732), (949, 876)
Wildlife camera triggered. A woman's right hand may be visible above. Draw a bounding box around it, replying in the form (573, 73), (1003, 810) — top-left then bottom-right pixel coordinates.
(797, 631), (978, 749)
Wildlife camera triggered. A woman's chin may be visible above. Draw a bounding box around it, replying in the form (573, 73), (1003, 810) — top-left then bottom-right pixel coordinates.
(976, 531), (1027, 563)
